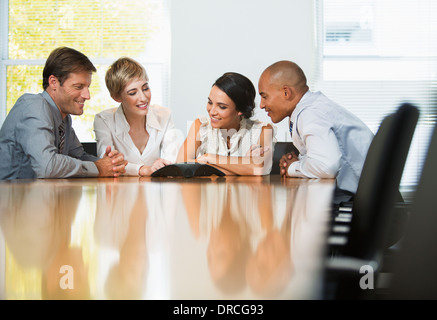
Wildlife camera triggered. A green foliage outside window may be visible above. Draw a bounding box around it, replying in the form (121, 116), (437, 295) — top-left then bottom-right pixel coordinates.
(7, 0), (164, 140)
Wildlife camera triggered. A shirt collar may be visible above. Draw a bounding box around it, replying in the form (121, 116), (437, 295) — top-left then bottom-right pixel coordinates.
(114, 105), (130, 135)
(42, 90), (70, 127)
(290, 90), (315, 124)
(146, 105), (163, 131)
(114, 104), (163, 135)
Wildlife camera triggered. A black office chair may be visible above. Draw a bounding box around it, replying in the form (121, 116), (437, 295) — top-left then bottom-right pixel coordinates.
(324, 103), (419, 299)
(389, 121), (437, 299)
(81, 141), (97, 157)
(271, 141), (299, 175)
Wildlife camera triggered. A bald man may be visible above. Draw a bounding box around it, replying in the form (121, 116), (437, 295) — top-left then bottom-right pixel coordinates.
(258, 60), (374, 195)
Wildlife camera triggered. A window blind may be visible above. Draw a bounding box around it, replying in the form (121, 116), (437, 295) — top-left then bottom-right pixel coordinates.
(314, 0), (437, 188)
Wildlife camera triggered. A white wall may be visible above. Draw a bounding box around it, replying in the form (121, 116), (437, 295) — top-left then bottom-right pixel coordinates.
(169, 0), (316, 141)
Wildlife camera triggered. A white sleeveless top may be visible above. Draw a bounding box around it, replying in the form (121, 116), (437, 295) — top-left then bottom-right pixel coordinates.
(196, 116), (273, 158)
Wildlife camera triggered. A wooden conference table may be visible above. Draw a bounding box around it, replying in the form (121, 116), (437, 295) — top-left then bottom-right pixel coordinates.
(0, 175), (335, 300)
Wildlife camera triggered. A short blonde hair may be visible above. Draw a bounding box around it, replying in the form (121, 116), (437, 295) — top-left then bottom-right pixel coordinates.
(105, 57), (148, 99)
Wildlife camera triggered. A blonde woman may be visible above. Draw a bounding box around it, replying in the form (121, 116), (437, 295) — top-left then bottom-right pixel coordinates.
(94, 57), (181, 176)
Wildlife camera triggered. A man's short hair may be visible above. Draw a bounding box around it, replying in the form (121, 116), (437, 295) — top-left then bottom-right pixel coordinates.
(42, 47), (96, 90)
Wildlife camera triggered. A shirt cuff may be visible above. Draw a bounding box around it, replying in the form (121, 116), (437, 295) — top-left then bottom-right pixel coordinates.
(125, 162), (142, 176)
(287, 161), (301, 177)
(86, 162), (100, 176)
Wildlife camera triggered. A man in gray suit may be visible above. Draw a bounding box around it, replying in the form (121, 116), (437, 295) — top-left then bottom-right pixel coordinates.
(0, 47), (127, 180)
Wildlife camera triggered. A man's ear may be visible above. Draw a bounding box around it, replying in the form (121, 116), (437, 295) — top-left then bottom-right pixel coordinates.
(283, 85), (294, 100)
(48, 75), (59, 90)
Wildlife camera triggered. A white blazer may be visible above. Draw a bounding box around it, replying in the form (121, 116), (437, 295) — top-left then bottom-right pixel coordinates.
(94, 104), (182, 176)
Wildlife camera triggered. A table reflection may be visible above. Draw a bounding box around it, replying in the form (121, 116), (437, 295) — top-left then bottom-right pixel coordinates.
(181, 177), (293, 297)
(95, 183), (148, 299)
(0, 182), (88, 299)
(0, 176), (334, 300)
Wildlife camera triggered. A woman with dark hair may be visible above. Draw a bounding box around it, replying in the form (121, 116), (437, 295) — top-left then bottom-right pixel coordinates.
(176, 72), (275, 175)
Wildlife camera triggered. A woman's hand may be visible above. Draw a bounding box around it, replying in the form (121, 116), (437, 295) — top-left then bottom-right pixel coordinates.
(139, 158), (173, 176)
(245, 144), (270, 157)
(196, 153), (213, 164)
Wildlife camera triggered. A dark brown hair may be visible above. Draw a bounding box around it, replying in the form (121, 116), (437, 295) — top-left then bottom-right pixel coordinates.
(42, 47), (96, 90)
(213, 72), (256, 119)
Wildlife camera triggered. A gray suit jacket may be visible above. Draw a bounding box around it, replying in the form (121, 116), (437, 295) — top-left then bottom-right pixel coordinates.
(0, 91), (99, 180)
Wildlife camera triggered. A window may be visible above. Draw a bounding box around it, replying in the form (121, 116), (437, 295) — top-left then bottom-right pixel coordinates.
(315, 0), (437, 189)
(1, 0), (170, 141)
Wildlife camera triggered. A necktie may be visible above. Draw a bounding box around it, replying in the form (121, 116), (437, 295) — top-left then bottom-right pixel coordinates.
(58, 121), (65, 154)
(289, 121), (293, 138)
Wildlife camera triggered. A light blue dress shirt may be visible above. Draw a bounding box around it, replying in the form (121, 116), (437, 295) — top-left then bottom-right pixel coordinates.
(0, 91), (99, 180)
(288, 91), (374, 193)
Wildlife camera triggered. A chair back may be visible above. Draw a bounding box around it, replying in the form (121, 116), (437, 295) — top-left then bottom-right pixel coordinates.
(82, 142), (97, 157)
(271, 142), (299, 175)
(390, 120), (437, 299)
(345, 103), (419, 261)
